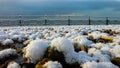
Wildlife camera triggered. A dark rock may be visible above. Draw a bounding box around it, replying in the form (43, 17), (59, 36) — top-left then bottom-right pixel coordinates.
(35, 58), (52, 68)
(111, 57), (120, 67)
(20, 63), (35, 68)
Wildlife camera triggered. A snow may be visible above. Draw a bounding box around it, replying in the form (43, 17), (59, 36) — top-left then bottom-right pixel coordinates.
(77, 51), (94, 63)
(9, 31), (19, 35)
(2, 39), (14, 45)
(1, 25), (120, 67)
(88, 31), (108, 39)
(51, 37), (74, 54)
(100, 46), (111, 55)
(43, 61), (62, 68)
(65, 51), (94, 64)
(12, 35), (26, 42)
(7, 61), (21, 68)
(65, 52), (78, 64)
(0, 34), (10, 41)
(29, 32), (42, 40)
(23, 39), (49, 63)
(88, 48), (97, 55)
(73, 36), (93, 48)
(110, 45), (120, 58)
(82, 61), (118, 68)
(51, 37), (94, 64)
(0, 48), (17, 59)
(88, 48), (111, 62)
(92, 53), (111, 62)
(0, 31), (5, 34)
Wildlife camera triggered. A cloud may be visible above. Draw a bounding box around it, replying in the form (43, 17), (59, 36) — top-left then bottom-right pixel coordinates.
(0, 0), (120, 15)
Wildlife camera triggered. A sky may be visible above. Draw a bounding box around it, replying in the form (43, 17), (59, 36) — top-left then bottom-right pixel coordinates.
(0, 0), (120, 17)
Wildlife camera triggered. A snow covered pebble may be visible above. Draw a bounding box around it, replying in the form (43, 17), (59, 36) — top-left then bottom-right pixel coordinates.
(65, 51), (93, 64)
(77, 51), (94, 63)
(82, 61), (118, 68)
(29, 32), (42, 40)
(88, 48), (97, 55)
(7, 61), (21, 68)
(89, 31), (108, 39)
(90, 43), (103, 49)
(0, 31), (5, 34)
(12, 35), (26, 42)
(51, 37), (74, 54)
(65, 52), (78, 64)
(43, 61), (62, 68)
(100, 46), (111, 55)
(90, 43), (112, 50)
(0, 34), (10, 41)
(0, 48), (17, 59)
(88, 48), (111, 62)
(73, 36), (93, 47)
(23, 40), (49, 63)
(110, 45), (120, 58)
(9, 31), (19, 35)
(93, 53), (111, 62)
(2, 39), (14, 45)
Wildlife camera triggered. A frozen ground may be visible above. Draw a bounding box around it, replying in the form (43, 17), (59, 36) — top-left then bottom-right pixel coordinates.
(0, 25), (120, 68)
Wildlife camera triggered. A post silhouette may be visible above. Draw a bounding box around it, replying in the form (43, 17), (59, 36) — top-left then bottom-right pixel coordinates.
(68, 16), (70, 25)
(106, 17), (109, 25)
(88, 16), (91, 25)
(18, 15), (22, 26)
(44, 15), (47, 26)
(18, 20), (22, 26)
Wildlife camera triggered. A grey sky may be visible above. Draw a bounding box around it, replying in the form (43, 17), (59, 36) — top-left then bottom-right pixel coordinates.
(0, 0), (120, 16)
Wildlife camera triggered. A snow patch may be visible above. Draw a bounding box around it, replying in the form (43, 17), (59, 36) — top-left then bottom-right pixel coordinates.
(43, 61), (62, 68)
(2, 39), (14, 45)
(82, 61), (118, 68)
(73, 36), (93, 48)
(0, 49), (17, 59)
(51, 37), (74, 54)
(23, 40), (49, 63)
(7, 61), (21, 68)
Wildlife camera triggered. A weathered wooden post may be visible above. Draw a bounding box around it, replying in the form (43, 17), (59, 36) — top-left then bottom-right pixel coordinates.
(68, 16), (70, 25)
(106, 17), (109, 25)
(44, 15), (47, 26)
(0, 21), (1, 26)
(88, 16), (91, 25)
(18, 20), (22, 26)
(18, 15), (22, 26)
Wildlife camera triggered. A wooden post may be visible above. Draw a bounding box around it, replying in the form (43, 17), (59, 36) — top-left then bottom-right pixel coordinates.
(44, 15), (47, 26)
(68, 16), (70, 25)
(106, 17), (109, 25)
(88, 16), (91, 25)
(19, 20), (22, 26)
(18, 15), (22, 26)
